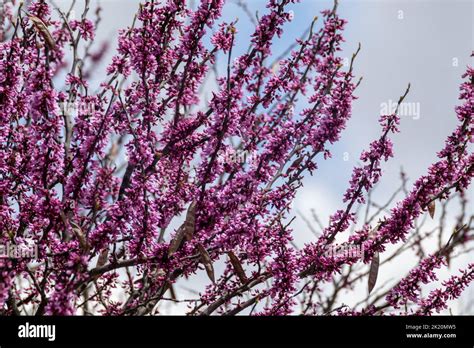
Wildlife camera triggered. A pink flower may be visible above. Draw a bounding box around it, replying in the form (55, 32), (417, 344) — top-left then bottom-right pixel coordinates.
(70, 19), (95, 41)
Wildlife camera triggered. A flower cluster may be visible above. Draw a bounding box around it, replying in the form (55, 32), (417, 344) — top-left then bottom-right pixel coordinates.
(70, 19), (95, 41)
(385, 254), (446, 308)
(416, 264), (474, 315)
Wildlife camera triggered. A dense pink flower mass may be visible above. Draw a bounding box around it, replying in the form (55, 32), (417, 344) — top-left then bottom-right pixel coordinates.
(417, 263), (474, 315)
(0, 0), (472, 316)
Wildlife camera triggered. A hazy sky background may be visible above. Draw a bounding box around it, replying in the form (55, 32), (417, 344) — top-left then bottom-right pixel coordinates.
(54, 0), (474, 314)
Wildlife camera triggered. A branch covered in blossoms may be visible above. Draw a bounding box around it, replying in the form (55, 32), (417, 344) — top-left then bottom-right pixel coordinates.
(0, 0), (472, 316)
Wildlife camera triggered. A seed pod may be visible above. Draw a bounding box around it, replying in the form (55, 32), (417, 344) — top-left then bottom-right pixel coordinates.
(368, 251), (379, 294)
(183, 201), (197, 241)
(70, 221), (88, 251)
(29, 15), (56, 50)
(286, 156), (304, 174)
(197, 244), (215, 283)
(96, 249), (109, 268)
(115, 247), (126, 260)
(227, 251), (248, 284)
(168, 201), (197, 256)
(428, 201), (436, 219)
(367, 222), (381, 293)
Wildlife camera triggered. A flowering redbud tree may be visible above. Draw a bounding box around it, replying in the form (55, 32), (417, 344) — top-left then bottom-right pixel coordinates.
(0, 0), (472, 316)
